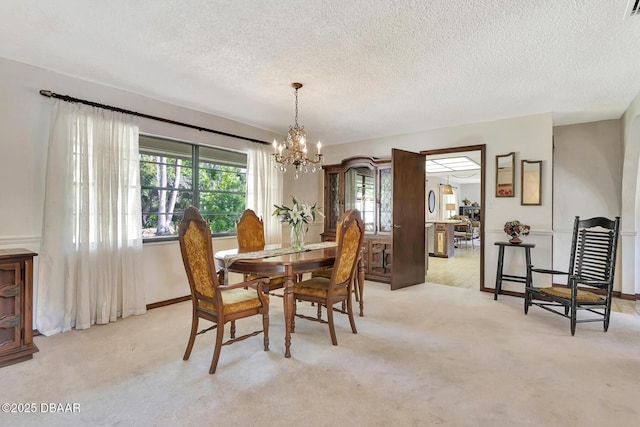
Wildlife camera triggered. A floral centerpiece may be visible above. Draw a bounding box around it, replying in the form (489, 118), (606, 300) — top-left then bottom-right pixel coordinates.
(273, 196), (323, 250)
(504, 220), (530, 244)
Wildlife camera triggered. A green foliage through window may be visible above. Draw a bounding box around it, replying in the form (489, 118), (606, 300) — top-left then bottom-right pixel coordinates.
(139, 135), (247, 240)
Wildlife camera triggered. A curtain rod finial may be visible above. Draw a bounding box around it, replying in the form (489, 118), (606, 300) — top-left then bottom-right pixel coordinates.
(40, 90), (53, 97)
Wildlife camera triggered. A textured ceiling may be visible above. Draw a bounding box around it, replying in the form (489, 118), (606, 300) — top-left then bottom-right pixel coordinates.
(1, 0), (639, 144)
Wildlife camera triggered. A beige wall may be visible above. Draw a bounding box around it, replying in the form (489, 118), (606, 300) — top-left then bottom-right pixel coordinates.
(621, 90), (640, 296)
(553, 120), (623, 291)
(279, 166), (325, 245)
(553, 120), (622, 224)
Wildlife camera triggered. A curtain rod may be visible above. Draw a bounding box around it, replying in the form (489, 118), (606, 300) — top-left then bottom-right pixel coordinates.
(39, 90), (270, 145)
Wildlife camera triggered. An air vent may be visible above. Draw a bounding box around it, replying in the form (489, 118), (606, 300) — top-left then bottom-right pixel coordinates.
(625, 0), (640, 18)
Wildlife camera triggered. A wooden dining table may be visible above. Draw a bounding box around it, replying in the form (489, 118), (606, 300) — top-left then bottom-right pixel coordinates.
(214, 243), (364, 358)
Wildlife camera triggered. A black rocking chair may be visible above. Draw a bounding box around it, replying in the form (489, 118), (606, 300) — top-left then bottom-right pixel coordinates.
(524, 216), (620, 335)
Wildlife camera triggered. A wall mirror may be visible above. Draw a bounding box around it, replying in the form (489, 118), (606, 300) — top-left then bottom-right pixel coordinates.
(495, 152), (515, 197)
(521, 160), (542, 205)
(428, 190), (436, 213)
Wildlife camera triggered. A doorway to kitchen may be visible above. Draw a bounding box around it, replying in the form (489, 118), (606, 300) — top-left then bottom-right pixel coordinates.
(422, 145), (486, 292)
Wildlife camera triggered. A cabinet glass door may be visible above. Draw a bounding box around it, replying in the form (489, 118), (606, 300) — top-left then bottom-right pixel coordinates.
(379, 167), (392, 232)
(326, 171), (340, 231)
(345, 167), (375, 232)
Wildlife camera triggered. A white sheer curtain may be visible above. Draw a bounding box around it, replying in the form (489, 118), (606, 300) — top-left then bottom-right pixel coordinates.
(36, 101), (146, 336)
(247, 144), (283, 245)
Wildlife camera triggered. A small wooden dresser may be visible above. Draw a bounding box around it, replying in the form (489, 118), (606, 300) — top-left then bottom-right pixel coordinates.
(0, 249), (38, 367)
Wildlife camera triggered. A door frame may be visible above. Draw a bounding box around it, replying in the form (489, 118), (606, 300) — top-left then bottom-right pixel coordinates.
(421, 144), (486, 292)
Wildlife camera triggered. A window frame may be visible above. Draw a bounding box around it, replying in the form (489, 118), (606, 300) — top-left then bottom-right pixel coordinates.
(139, 134), (247, 243)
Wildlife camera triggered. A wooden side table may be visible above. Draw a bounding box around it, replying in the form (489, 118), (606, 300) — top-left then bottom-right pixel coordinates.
(494, 242), (535, 300)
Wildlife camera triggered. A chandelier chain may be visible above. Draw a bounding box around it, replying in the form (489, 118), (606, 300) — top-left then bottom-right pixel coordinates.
(294, 86), (299, 127)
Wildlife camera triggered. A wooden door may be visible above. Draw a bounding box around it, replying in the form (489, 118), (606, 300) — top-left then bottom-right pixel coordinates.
(391, 149), (425, 290)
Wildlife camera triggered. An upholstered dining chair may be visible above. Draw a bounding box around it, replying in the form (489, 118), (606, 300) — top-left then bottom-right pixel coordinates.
(311, 216), (365, 317)
(236, 209), (286, 295)
(179, 207), (270, 374)
(292, 209), (365, 345)
(524, 216), (620, 335)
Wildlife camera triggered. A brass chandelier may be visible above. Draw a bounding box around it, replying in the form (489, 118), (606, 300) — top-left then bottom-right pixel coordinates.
(272, 83), (323, 179)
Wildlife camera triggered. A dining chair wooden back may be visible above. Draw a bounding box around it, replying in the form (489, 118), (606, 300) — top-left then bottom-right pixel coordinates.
(292, 209), (365, 345)
(236, 209), (266, 253)
(235, 209), (286, 294)
(311, 212), (365, 316)
(179, 206), (270, 374)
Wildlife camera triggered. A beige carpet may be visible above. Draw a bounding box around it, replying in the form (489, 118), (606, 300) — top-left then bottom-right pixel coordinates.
(2, 281), (640, 427)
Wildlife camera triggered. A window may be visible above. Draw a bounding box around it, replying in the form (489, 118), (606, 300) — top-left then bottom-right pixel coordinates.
(139, 135), (247, 241)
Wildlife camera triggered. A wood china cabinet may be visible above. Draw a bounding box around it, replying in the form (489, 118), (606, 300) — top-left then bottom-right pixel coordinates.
(321, 156), (393, 283)
(0, 249), (38, 367)
(321, 152), (426, 290)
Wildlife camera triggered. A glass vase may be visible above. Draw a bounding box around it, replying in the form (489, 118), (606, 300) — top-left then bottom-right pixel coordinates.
(290, 222), (305, 250)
